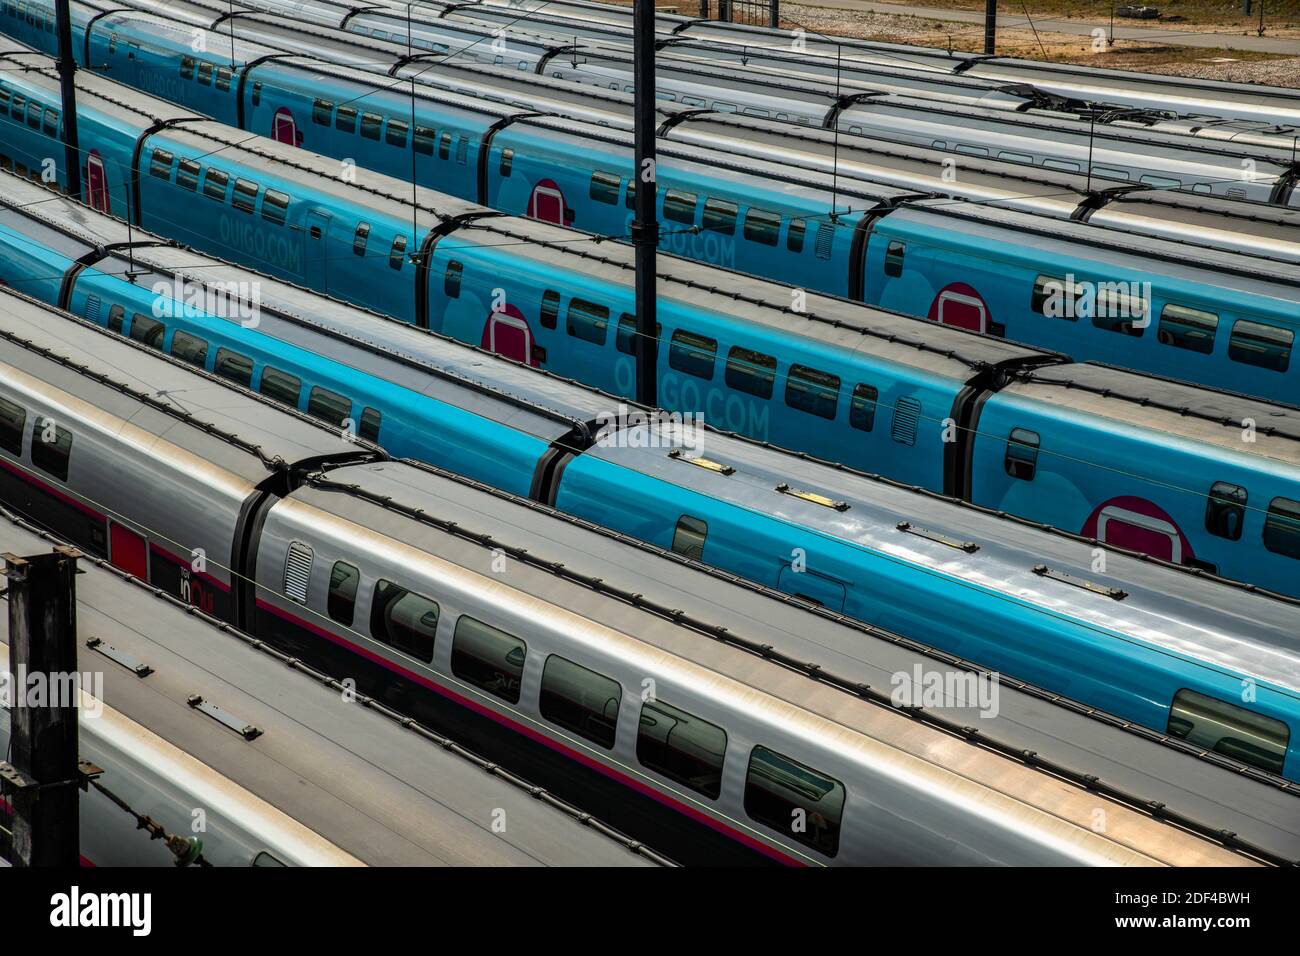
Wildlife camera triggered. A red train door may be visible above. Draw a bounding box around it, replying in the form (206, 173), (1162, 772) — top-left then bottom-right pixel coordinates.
(86, 151), (110, 213)
(528, 179), (566, 225)
(272, 108), (299, 146)
(928, 282), (988, 333)
(109, 522), (148, 579)
(480, 304), (537, 366)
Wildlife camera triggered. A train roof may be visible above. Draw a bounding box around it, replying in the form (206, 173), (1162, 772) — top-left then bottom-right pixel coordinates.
(0, 506), (662, 866)
(299, 457), (1300, 864)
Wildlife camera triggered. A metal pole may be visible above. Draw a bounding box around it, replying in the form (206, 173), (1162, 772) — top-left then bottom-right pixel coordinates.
(1258, 0), (1265, 36)
(633, 0), (658, 408)
(699, 0), (708, 18)
(54, 0), (82, 201)
(769, 0), (779, 29)
(983, 0), (996, 54)
(4, 549), (81, 867)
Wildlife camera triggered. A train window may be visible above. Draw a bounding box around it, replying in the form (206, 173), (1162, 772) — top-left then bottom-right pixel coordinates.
(128, 314), (165, 350)
(498, 146), (513, 176)
(1043, 158), (1080, 172)
(616, 314), (660, 356)
(663, 189), (697, 225)
(703, 198), (738, 235)
(540, 289), (560, 330)
(1031, 274), (1076, 320)
(998, 151), (1033, 164)
(438, 131), (451, 159)
(1264, 497), (1300, 560)
(744, 746), (844, 857)
(312, 98), (333, 125)
(787, 218), (806, 253)
(197, 61), (212, 85)
(25, 101), (39, 129)
(1158, 304), (1218, 354)
(31, 418), (72, 483)
(335, 106), (357, 134)
(0, 397), (24, 456)
(180, 55), (194, 79)
(202, 167), (229, 202)
(455, 135), (469, 166)
(680, 95), (706, 108)
(251, 81), (262, 106)
(786, 365), (840, 420)
(262, 189), (289, 226)
(625, 180), (635, 210)
(215, 66), (232, 92)
(106, 305), (124, 334)
(668, 330), (717, 379)
(370, 579), (438, 664)
(360, 407), (381, 443)
(743, 208), (780, 246)
(214, 348), (253, 387)
(1140, 174), (1181, 188)
(849, 383), (878, 432)
(176, 159), (200, 191)
(307, 386), (351, 429)
(1004, 428), (1040, 481)
(10, 94), (22, 119)
(260, 366), (301, 407)
(1167, 689), (1289, 776)
(637, 700), (727, 800)
(589, 171), (621, 205)
(567, 298), (609, 345)
(232, 179), (258, 213)
(1093, 166), (1128, 180)
(955, 144), (988, 157)
(1229, 319), (1292, 373)
(386, 119), (408, 148)
(725, 346), (776, 399)
(884, 240), (905, 278)
(444, 260), (462, 297)
(451, 616), (526, 704)
(0, 90), (7, 112)
(539, 655), (621, 749)
(389, 235), (407, 271)
(1204, 481), (1247, 541)
(42, 108), (56, 137)
(360, 112), (382, 140)
(671, 515), (708, 560)
(414, 126), (435, 155)
(353, 222), (370, 257)
(1092, 285), (1148, 336)
(169, 330), (208, 367)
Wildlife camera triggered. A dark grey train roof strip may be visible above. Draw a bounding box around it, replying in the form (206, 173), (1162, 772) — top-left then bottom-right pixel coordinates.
(0, 504), (675, 866)
(310, 460), (1297, 865)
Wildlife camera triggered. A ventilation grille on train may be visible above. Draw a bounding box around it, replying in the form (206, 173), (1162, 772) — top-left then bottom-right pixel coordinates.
(891, 397), (921, 446)
(283, 541), (314, 604)
(84, 294), (101, 325)
(815, 221), (835, 260)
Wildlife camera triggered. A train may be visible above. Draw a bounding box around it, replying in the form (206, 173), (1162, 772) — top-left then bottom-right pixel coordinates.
(3, 173), (1300, 794)
(2, 283), (1299, 865)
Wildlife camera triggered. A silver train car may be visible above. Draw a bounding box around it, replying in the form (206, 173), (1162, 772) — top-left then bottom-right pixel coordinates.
(1, 287), (1299, 866)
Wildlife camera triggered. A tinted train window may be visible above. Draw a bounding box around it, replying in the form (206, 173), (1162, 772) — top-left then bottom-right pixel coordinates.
(251, 81), (262, 106)
(360, 112), (382, 140)
(624, 180), (635, 209)
(785, 365), (839, 420)
(567, 298), (609, 345)
(1004, 428), (1040, 480)
(327, 560), (359, 627)
(25, 101), (39, 129)
(31, 417), (72, 482)
(0, 397), (25, 456)
(540, 289), (560, 329)
(262, 189), (289, 225)
(744, 746), (844, 857)
(590, 171), (620, 205)
(202, 168), (229, 202)
(671, 515), (707, 560)
(360, 407), (381, 443)
(725, 346), (776, 399)
(414, 126), (435, 155)
(129, 314), (165, 349)
(214, 348), (253, 387)
(260, 366), (301, 407)
(637, 700), (727, 799)
(215, 66), (232, 92)
(1031, 274), (1078, 320)
(180, 55), (194, 79)
(668, 330), (717, 379)
(743, 208), (780, 246)
(539, 655), (621, 749)
(107, 304), (125, 334)
(42, 108), (57, 137)
(353, 222), (369, 257)
(452, 616), (526, 704)
(10, 95), (22, 120)
(438, 131), (451, 159)
(498, 146), (513, 175)
(312, 98), (333, 125)
(386, 119), (408, 148)
(1158, 304), (1217, 354)
(615, 314), (660, 355)
(176, 159), (200, 191)
(884, 240), (905, 278)
(197, 61), (212, 85)
(149, 148), (173, 179)
(663, 189), (697, 225)
(389, 235), (407, 270)
(307, 386), (351, 428)
(1205, 482), (1247, 541)
(1167, 689), (1289, 776)
(787, 218), (806, 253)
(850, 383), (878, 432)
(335, 106), (356, 133)
(1229, 320), (1292, 373)
(370, 579), (438, 663)
(169, 330), (208, 367)
(703, 198), (738, 235)
(1264, 497), (1300, 560)
(232, 179), (258, 213)
(444, 260), (462, 297)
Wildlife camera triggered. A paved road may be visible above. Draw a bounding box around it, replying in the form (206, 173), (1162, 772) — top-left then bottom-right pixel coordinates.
(800, 0), (1300, 53)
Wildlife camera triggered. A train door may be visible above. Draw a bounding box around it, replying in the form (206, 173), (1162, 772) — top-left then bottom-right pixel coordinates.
(928, 282), (988, 333)
(528, 178), (566, 225)
(272, 107), (299, 146)
(776, 565), (847, 612)
(1084, 497), (1190, 565)
(304, 209), (331, 289)
(109, 522), (148, 579)
(85, 151), (110, 213)
(480, 303), (537, 367)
